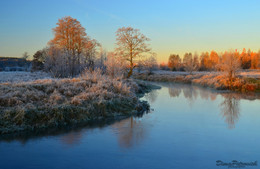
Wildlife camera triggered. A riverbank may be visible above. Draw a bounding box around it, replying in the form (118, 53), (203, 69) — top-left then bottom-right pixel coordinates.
(133, 70), (260, 92)
(0, 71), (157, 135)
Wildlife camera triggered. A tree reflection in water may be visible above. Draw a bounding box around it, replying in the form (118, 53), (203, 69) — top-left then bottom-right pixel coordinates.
(168, 83), (199, 106)
(60, 131), (83, 146)
(168, 85), (181, 98)
(165, 83), (240, 129)
(219, 94), (240, 129)
(144, 90), (158, 103)
(59, 91), (241, 147)
(112, 116), (150, 148)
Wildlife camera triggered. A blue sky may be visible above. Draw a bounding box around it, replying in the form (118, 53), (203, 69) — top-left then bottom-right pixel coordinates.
(0, 0), (260, 62)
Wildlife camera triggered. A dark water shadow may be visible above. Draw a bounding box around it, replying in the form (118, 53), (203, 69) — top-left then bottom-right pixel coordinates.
(0, 112), (149, 144)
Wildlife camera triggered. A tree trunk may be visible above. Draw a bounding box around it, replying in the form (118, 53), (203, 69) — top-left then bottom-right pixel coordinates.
(127, 67), (133, 78)
(229, 71), (233, 89)
(127, 54), (134, 78)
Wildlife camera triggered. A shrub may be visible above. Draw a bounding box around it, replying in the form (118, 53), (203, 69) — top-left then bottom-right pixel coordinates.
(0, 69), (150, 134)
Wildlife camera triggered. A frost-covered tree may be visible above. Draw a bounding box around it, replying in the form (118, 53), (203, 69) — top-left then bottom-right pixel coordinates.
(83, 39), (100, 71)
(44, 45), (70, 77)
(183, 53), (199, 74)
(104, 52), (126, 78)
(240, 48), (251, 69)
(168, 54), (181, 71)
(209, 50), (219, 70)
(200, 52), (210, 70)
(96, 46), (106, 69)
(143, 55), (158, 75)
(250, 52), (260, 69)
(218, 50), (241, 83)
(49, 16), (98, 76)
(115, 27), (151, 78)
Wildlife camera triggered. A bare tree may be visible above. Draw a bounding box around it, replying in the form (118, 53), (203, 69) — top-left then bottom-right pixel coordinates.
(143, 55), (158, 75)
(183, 53), (199, 74)
(44, 45), (70, 77)
(137, 59), (145, 73)
(115, 27), (151, 78)
(104, 52), (126, 78)
(83, 39), (100, 71)
(22, 52), (29, 60)
(218, 51), (241, 84)
(96, 46), (106, 69)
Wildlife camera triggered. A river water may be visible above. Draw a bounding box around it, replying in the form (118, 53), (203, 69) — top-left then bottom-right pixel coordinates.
(0, 83), (259, 169)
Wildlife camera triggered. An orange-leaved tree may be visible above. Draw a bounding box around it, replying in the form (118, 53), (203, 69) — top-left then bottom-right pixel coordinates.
(218, 50), (241, 87)
(49, 16), (96, 76)
(168, 54), (181, 71)
(209, 50), (219, 70)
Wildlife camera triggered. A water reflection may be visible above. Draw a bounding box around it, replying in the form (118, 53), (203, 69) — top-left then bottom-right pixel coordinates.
(112, 116), (150, 148)
(219, 94), (240, 129)
(169, 84), (199, 106)
(159, 83), (241, 129)
(144, 90), (158, 103)
(60, 131), (83, 146)
(0, 113), (152, 149)
(0, 116), (147, 145)
(168, 85), (181, 97)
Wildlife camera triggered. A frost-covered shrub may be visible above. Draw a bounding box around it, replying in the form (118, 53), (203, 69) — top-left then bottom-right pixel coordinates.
(0, 69), (150, 134)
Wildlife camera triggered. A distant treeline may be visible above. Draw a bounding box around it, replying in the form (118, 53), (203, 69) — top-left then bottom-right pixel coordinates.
(0, 57), (31, 71)
(163, 49), (260, 71)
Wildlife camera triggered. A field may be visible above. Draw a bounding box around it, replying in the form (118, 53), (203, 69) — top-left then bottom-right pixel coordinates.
(0, 71), (52, 83)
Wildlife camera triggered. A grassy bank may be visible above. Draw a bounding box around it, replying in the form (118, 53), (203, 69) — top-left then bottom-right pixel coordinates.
(0, 71), (155, 135)
(134, 72), (260, 92)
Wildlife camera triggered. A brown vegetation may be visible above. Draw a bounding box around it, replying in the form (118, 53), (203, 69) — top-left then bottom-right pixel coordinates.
(134, 72), (260, 92)
(0, 70), (152, 134)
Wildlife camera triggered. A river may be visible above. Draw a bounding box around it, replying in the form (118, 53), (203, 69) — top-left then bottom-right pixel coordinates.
(0, 82), (259, 169)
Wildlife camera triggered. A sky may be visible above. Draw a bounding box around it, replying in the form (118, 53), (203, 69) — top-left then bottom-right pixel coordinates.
(0, 0), (260, 63)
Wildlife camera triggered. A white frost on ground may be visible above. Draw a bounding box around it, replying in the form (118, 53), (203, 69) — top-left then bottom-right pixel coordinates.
(0, 71), (52, 83)
(238, 70), (260, 78)
(152, 70), (215, 75)
(0, 70), (259, 84)
(151, 70), (260, 78)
